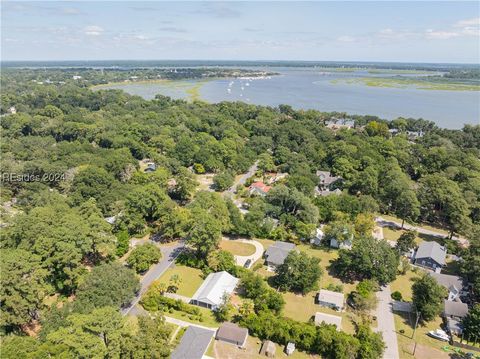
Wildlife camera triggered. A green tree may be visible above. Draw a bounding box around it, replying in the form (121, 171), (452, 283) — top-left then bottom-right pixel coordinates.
(187, 208), (222, 259)
(333, 236), (399, 284)
(275, 251), (322, 294)
(74, 262), (140, 312)
(412, 274), (447, 322)
(157, 203), (191, 241)
(0, 249), (48, 329)
(213, 171), (234, 191)
(127, 243), (162, 273)
(462, 304), (480, 342)
(214, 293), (234, 322)
(207, 250), (236, 273)
(355, 324), (385, 359)
(395, 230), (417, 254)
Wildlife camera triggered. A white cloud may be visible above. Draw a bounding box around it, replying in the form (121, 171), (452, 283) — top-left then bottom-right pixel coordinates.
(454, 17), (480, 28)
(84, 25), (104, 36)
(425, 29), (459, 40)
(337, 35), (356, 42)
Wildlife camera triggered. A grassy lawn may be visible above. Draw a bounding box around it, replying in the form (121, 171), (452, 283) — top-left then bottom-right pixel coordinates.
(394, 312), (449, 359)
(156, 265), (204, 297)
(256, 238), (275, 250)
(390, 269), (421, 302)
(219, 240), (257, 256)
(213, 335), (320, 359)
(282, 291), (356, 335)
(164, 307), (219, 328)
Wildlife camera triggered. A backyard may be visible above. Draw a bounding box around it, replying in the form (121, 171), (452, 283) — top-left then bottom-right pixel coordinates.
(219, 239), (257, 256)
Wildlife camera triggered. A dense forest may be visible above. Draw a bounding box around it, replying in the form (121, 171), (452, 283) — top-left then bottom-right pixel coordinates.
(1, 68), (479, 358)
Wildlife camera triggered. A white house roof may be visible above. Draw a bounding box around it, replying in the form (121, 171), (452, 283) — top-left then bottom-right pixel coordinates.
(191, 271), (239, 307)
(317, 290), (344, 307)
(314, 312), (342, 330)
(416, 241), (447, 265)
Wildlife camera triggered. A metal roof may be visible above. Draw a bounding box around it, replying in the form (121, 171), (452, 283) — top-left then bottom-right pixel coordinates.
(317, 290), (345, 307)
(314, 312), (342, 330)
(171, 326), (214, 359)
(415, 241), (447, 265)
(191, 271), (239, 307)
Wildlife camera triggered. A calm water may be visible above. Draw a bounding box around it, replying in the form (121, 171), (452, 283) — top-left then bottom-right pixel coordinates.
(101, 67), (480, 129)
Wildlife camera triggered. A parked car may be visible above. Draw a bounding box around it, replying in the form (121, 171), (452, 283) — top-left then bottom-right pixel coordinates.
(244, 259), (252, 268)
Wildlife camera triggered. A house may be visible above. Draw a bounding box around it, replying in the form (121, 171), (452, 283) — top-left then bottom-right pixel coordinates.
(171, 326), (214, 359)
(443, 300), (468, 320)
(325, 119), (355, 131)
(190, 271), (239, 310)
(310, 228), (324, 246)
(260, 340), (276, 357)
(316, 290), (345, 311)
(144, 162), (156, 173)
(316, 188), (342, 197)
(413, 241), (447, 273)
(265, 172), (288, 185)
(329, 235), (353, 250)
(215, 322), (248, 347)
(316, 171), (343, 191)
(428, 273), (464, 301)
(264, 241), (296, 268)
(314, 312), (342, 330)
(72, 75), (82, 80)
(285, 342), (296, 355)
(249, 181), (272, 196)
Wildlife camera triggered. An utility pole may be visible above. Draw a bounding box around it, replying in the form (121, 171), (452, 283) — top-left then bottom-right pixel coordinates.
(412, 310), (421, 356)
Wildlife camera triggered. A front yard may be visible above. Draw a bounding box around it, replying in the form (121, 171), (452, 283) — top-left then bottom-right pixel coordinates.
(155, 264), (204, 297)
(219, 239), (257, 256)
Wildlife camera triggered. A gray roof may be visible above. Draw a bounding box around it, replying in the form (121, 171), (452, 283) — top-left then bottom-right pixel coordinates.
(314, 312), (342, 330)
(415, 241), (447, 265)
(171, 326), (214, 359)
(429, 273), (464, 292)
(316, 171), (342, 186)
(264, 241), (296, 266)
(444, 300), (469, 318)
(216, 322), (248, 345)
(191, 271), (239, 307)
(317, 290), (345, 308)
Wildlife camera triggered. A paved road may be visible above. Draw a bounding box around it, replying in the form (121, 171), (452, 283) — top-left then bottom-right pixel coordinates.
(224, 160), (259, 199)
(375, 217), (468, 247)
(375, 285), (399, 359)
(122, 240), (185, 316)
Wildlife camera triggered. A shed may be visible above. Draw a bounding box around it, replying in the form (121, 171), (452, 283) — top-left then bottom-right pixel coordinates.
(316, 290), (345, 311)
(190, 271), (239, 310)
(314, 312), (342, 330)
(260, 340), (276, 357)
(216, 322), (248, 348)
(285, 342), (295, 355)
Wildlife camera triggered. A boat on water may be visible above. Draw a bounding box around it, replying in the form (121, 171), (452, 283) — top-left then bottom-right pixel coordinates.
(427, 329), (450, 341)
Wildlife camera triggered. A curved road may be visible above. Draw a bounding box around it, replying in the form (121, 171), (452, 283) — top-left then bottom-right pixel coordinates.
(122, 240), (185, 316)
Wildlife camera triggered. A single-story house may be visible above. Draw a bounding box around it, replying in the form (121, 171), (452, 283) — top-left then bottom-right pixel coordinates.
(285, 342), (295, 355)
(316, 171), (343, 190)
(330, 236), (353, 250)
(310, 228), (324, 246)
(249, 181), (272, 196)
(314, 312), (342, 330)
(443, 300), (469, 320)
(316, 290), (345, 311)
(190, 271), (239, 310)
(171, 326), (214, 359)
(428, 273), (464, 301)
(413, 241), (447, 273)
(260, 340), (276, 357)
(264, 241), (296, 267)
(216, 322), (248, 348)
(325, 119), (355, 131)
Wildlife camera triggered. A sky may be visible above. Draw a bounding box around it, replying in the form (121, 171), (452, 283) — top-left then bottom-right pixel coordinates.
(1, 1), (479, 63)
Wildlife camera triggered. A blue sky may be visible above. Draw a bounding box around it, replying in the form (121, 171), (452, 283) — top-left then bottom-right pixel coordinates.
(2, 1), (479, 63)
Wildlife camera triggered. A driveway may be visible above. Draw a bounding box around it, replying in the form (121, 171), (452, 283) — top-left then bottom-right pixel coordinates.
(226, 238), (264, 268)
(122, 240), (185, 315)
(375, 285), (399, 359)
(224, 160), (259, 199)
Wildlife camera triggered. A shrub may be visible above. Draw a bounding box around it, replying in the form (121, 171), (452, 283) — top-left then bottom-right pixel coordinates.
(391, 291), (403, 301)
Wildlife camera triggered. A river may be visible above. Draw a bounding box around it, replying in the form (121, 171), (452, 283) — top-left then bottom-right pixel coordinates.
(99, 67), (479, 129)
